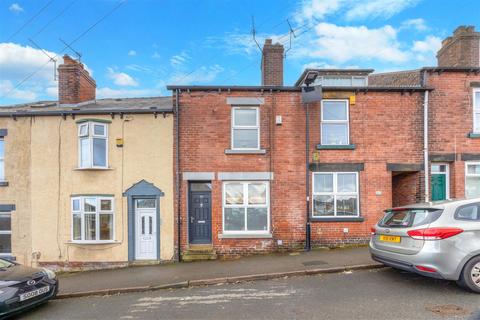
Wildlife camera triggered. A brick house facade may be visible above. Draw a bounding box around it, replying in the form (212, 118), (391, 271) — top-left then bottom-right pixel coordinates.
(168, 26), (480, 259)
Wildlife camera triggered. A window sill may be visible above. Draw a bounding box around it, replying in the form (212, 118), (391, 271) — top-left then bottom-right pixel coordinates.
(467, 133), (480, 139)
(224, 149), (267, 155)
(74, 167), (113, 171)
(67, 240), (120, 245)
(316, 144), (356, 150)
(219, 233), (272, 239)
(0, 181), (8, 187)
(311, 217), (364, 222)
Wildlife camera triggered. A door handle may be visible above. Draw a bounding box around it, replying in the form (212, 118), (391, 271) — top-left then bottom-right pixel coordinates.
(190, 216), (194, 223)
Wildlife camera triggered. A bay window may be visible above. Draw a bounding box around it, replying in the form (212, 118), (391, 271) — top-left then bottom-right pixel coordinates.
(321, 100), (350, 145)
(313, 172), (359, 217)
(466, 163), (480, 198)
(71, 196), (114, 242)
(223, 181), (269, 234)
(231, 107), (260, 150)
(78, 122), (108, 169)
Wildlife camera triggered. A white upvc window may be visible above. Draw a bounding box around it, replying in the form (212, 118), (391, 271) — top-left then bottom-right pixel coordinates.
(231, 107), (260, 150)
(465, 162), (480, 199)
(313, 75), (368, 87)
(474, 88), (480, 133)
(321, 99), (350, 145)
(78, 122), (108, 169)
(312, 172), (359, 217)
(223, 181), (270, 234)
(71, 196), (115, 243)
(0, 212), (11, 255)
(0, 138), (4, 181)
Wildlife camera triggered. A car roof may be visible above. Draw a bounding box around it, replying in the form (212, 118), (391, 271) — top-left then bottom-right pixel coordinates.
(394, 198), (480, 210)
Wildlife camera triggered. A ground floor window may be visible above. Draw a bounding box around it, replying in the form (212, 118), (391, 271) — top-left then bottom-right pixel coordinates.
(0, 212), (11, 254)
(223, 181), (269, 233)
(71, 196), (114, 242)
(312, 172), (359, 217)
(466, 163), (480, 198)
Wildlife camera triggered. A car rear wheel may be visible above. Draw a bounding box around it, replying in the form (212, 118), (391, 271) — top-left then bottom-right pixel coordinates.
(457, 256), (480, 293)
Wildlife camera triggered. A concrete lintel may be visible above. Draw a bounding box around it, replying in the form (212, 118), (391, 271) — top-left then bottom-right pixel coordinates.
(387, 163), (424, 172)
(218, 172), (274, 181)
(0, 204), (15, 212)
(226, 97), (265, 105)
(309, 163), (364, 172)
(182, 172), (215, 181)
(429, 153), (456, 162)
(461, 153), (480, 161)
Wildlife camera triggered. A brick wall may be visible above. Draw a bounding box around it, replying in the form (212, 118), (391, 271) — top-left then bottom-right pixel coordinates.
(437, 26), (480, 67)
(58, 55), (96, 105)
(392, 172), (422, 207)
(177, 88), (426, 255)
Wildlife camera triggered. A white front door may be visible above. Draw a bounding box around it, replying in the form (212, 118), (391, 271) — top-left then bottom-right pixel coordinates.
(135, 199), (157, 260)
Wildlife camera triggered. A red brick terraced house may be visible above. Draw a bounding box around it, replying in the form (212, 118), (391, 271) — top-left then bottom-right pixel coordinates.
(168, 26), (480, 260)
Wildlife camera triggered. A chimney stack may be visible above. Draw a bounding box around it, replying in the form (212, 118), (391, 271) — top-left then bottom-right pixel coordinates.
(58, 55), (96, 105)
(261, 39), (284, 86)
(437, 25), (480, 67)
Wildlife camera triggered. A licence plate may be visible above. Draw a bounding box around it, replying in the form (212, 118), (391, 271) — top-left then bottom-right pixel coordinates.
(19, 286), (50, 302)
(379, 235), (401, 243)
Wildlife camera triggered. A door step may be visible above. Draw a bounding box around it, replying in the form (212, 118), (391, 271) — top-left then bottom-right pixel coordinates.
(182, 245), (217, 262)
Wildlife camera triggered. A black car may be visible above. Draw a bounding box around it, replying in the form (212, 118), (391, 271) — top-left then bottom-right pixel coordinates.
(0, 258), (58, 319)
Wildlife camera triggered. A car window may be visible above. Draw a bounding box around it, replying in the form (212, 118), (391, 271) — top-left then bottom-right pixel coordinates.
(455, 203), (480, 221)
(380, 209), (443, 228)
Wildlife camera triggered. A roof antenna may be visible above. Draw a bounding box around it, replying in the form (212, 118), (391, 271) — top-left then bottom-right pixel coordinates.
(251, 15), (263, 54)
(28, 38), (58, 81)
(284, 19), (296, 58)
(59, 38), (82, 62)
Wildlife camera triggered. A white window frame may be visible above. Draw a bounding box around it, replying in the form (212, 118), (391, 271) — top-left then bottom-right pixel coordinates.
(431, 163), (450, 200)
(465, 162), (480, 199)
(231, 106), (260, 150)
(0, 137), (4, 181)
(321, 99), (350, 146)
(312, 172), (359, 218)
(314, 75), (368, 87)
(71, 196), (115, 243)
(222, 181), (270, 234)
(77, 122), (108, 169)
(474, 88), (480, 133)
(0, 212), (12, 256)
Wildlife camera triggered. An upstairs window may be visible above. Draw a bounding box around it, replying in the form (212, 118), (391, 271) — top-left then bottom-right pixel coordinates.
(78, 122), (108, 169)
(231, 107), (260, 150)
(474, 89), (480, 133)
(321, 100), (350, 145)
(72, 196), (114, 242)
(314, 76), (367, 87)
(0, 138), (4, 181)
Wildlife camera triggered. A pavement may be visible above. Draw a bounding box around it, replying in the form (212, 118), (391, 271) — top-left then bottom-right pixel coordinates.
(21, 268), (480, 320)
(56, 246), (381, 298)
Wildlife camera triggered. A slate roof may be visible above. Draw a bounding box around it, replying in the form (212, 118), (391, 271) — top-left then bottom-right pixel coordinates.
(0, 96), (173, 117)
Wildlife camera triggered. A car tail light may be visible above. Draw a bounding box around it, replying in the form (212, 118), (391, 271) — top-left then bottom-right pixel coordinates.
(415, 265), (437, 273)
(407, 227), (463, 240)
(370, 227), (376, 235)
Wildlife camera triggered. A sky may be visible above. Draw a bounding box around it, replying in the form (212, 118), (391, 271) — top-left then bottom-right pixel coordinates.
(0, 0), (479, 106)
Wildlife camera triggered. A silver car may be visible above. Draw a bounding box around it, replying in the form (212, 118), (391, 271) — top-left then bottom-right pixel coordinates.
(369, 198), (480, 293)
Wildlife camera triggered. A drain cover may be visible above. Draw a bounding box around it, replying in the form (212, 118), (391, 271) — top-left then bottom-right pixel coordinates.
(426, 304), (468, 317)
(302, 260), (328, 266)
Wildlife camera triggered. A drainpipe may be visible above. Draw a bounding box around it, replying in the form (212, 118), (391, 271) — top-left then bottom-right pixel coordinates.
(175, 89), (181, 261)
(422, 71), (430, 202)
(305, 100), (311, 251)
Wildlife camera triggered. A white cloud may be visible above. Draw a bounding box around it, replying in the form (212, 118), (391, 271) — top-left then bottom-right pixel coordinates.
(152, 52), (161, 59)
(107, 67), (138, 87)
(345, 0), (420, 20)
(0, 42), (60, 103)
(297, 0), (341, 21)
(400, 18), (428, 31)
(308, 23), (408, 63)
(128, 50), (137, 56)
(9, 3), (24, 13)
(411, 35), (442, 63)
(170, 65), (224, 85)
(170, 52), (190, 67)
(96, 87), (159, 99)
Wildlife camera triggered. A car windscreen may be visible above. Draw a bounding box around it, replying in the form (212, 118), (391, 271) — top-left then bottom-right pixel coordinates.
(379, 209), (443, 228)
(0, 258), (14, 268)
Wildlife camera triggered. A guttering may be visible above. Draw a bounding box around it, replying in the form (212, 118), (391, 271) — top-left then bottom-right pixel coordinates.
(166, 85), (432, 92)
(0, 108), (174, 118)
(175, 89), (181, 262)
(422, 70), (430, 202)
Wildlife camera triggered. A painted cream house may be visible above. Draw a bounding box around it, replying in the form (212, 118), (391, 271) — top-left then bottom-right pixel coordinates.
(0, 56), (175, 270)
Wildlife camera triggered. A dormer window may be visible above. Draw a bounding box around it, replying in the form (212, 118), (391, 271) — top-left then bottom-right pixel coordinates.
(315, 75), (367, 87)
(78, 122), (108, 169)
